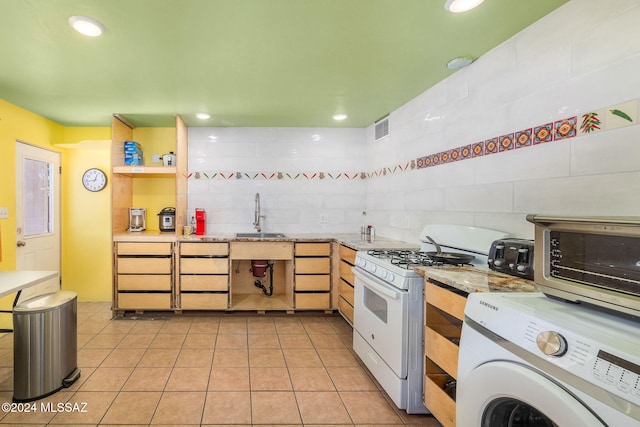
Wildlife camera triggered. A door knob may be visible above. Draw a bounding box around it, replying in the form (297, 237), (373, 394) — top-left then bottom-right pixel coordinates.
(17, 241), (26, 247)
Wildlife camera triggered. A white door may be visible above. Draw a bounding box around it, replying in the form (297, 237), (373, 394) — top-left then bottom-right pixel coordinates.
(15, 142), (61, 301)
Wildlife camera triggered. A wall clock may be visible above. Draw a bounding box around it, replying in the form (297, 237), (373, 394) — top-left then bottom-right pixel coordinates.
(82, 168), (107, 192)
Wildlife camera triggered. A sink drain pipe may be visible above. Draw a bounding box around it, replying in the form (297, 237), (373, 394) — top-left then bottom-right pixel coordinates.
(251, 260), (274, 296)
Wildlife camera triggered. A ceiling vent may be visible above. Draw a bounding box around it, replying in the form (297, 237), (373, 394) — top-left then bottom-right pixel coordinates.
(374, 116), (390, 141)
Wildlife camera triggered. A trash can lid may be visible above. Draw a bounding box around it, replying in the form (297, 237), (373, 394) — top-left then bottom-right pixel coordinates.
(14, 290), (77, 311)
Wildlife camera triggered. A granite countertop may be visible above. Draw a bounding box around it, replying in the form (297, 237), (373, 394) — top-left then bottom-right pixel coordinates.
(116, 231), (419, 251)
(414, 265), (537, 294)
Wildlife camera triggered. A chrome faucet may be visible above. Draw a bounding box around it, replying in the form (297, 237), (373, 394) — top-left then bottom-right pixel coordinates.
(253, 192), (264, 232)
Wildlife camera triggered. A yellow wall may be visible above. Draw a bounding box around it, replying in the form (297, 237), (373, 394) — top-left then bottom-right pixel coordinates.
(0, 100), (180, 327)
(131, 127), (177, 231)
(0, 99), (113, 330)
(60, 140), (112, 302)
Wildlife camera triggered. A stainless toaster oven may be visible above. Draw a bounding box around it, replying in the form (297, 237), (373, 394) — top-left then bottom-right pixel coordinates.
(527, 214), (640, 317)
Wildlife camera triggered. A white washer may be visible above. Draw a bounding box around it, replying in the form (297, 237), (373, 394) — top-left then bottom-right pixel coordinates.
(457, 292), (640, 427)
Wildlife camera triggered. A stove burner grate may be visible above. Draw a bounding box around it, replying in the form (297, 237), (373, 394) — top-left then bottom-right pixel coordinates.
(366, 249), (470, 269)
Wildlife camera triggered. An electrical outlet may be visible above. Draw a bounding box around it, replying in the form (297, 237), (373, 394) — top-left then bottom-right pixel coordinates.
(320, 214), (329, 224)
(151, 154), (162, 164)
(0, 207), (8, 219)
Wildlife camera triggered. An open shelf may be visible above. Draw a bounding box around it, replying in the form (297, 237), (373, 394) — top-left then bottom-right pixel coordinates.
(112, 165), (177, 177)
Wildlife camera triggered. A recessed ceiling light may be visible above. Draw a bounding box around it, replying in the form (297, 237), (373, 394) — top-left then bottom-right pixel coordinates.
(196, 113), (211, 120)
(332, 114), (348, 121)
(444, 0), (485, 13)
(68, 16), (105, 37)
(446, 56), (475, 69)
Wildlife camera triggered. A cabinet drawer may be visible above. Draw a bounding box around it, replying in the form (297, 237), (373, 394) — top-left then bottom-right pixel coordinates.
(425, 281), (467, 321)
(423, 372), (456, 427)
(295, 293), (330, 309)
(339, 279), (354, 305)
(295, 257), (330, 274)
(295, 242), (331, 256)
(117, 257), (172, 274)
(339, 260), (355, 284)
(180, 258), (228, 274)
(424, 326), (460, 379)
(295, 274), (330, 291)
(338, 297), (354, 325)
(180, 242), (228, 256)
(118, 274), (171, 291)
(339, 245), (357, 264)
(181, 293), (228, 310)
(117, 293), (171, 309)
(117, 242), (172, 256)
(180, 275), (228, 291)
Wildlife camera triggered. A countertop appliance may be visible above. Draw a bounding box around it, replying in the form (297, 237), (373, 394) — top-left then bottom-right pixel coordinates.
(157, 207), (175, 232)
(527, 214), (640, 317)
(487, 238), (534, 279)
(457, 292), (640, 426)
(352, 224), (508, 414)
(195, 208), (206, 235)
(128, 207), (146, 232)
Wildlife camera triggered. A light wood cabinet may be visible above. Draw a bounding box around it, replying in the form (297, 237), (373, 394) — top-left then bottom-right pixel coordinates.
(114, 241), (174, 311)
(111, 114), (188, 314)
(294, 242), (331, 310)
(337, 244), (357, 324)
(177, 242), (229, 310)
(423, 280), (467, 427)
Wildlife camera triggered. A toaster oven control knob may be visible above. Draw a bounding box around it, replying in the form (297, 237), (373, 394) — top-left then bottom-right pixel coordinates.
(536, 331), (567, 357)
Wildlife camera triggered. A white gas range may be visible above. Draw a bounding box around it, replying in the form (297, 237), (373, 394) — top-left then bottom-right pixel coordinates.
(352, 224), (509, 414)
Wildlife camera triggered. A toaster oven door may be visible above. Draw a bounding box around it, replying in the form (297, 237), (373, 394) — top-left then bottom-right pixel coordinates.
(531, 216), (640, 317)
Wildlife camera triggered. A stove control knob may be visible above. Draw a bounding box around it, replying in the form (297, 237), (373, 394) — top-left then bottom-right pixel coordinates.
(369, 264), (377, 273)
(379, 270), (387, 280)
(387, 272), (395, 282)
(356, 259), (365, 267)
(536, 331), (567, 357)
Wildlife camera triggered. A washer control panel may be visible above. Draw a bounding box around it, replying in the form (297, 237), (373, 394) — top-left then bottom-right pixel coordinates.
(466, 293), (640, 408)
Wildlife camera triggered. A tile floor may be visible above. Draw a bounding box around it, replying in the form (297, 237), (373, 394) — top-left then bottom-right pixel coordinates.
(0, 302), (442, 426)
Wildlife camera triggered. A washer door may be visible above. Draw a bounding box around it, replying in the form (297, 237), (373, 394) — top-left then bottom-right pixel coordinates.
(457, 361), (606, 427)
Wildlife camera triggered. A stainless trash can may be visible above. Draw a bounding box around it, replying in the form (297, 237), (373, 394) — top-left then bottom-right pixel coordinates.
(13, 290), (81, 402)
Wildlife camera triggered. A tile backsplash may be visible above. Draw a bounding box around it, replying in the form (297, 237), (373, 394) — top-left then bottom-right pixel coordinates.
(188, 0), (640, 243)
(188, 127), (368, 234)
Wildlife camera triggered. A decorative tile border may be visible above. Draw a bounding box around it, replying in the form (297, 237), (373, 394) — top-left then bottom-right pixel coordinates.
(187, 171), (367, 180)
(187, 99), (638, 181)
(416, 98), (638, 170)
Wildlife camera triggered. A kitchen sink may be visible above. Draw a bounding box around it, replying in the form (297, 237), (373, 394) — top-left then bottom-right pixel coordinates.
(236, 232), (286, 238)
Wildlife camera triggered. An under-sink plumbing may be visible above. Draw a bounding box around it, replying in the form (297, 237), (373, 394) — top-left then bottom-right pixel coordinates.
(251, 260), (274, 296)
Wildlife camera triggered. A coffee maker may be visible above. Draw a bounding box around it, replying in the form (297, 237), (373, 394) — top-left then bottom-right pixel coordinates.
(195, 208), (206, 235)
(128, 207), (146, 231)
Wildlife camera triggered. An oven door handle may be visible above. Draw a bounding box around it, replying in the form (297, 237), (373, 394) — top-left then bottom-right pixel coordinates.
(353, 268), (401, 300)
